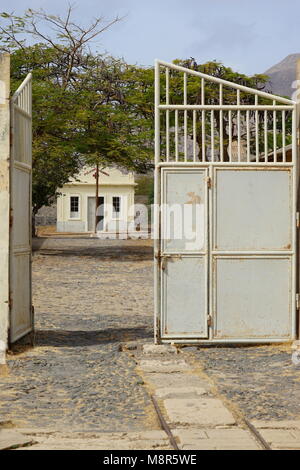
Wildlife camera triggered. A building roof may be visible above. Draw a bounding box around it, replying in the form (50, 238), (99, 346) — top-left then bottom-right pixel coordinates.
(64, 166), (136, 187)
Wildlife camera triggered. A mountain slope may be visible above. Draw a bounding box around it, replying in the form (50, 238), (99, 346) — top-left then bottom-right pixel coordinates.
(264, 53), (300, 98)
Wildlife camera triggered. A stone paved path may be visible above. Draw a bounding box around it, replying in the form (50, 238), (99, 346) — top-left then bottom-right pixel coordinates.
(136, 344), (300, 450)
(187, 346), (300, 421)
(137, 344), (260, 450)
(0, 239), (156, 432)
(1, 238), (300, 450)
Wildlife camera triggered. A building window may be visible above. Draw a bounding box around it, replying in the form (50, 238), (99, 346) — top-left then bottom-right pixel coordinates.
(112, 196), (121, 218)
(70, 196), (80, 219)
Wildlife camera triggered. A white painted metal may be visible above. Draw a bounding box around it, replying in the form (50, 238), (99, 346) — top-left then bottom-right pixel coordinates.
(213, 256), (292, 339)
(160, 168), (208, 338)
(155, 59), (298, 344)
(154, 61), (161, 343)
(159, 104), (294, 111)
(213, 168), (292, 251)
(166, 68), (170, 162)
(9, 73), (33, 343)
(157, 59), (294, 104)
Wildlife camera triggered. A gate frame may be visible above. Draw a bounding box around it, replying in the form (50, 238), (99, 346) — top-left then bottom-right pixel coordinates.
(9, 71), (33, 345)
(154, 60), (300, 345)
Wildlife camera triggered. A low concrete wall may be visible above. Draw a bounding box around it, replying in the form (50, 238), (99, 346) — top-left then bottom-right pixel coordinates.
(57, 221), (86, 232)
(36, 216), (57, 226)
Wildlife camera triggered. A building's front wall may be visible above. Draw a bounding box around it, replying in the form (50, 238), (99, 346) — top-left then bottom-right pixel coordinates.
(56, 168), (135, 233)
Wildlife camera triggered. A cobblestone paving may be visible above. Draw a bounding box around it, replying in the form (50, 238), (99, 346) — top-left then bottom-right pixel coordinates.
(187, 345), (300, 421)
(0, 239), (156, 432)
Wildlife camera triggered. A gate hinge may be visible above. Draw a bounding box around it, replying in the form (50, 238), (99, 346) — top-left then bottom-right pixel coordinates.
(296, 212), (300, 229)
(296, 294), (300, 310)
(159, 254), (182, 270)
(206, 177), (212, 189)
(9, 126), (13, 149)
(155, 316), (161, 343)
(8, 293), (13, 310)
(207, 314), (213, 327)
(9, 209), (13, 228)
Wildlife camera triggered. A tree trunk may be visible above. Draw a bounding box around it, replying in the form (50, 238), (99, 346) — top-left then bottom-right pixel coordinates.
(32, 212), (37, 238)
(95, 163), (99, 233)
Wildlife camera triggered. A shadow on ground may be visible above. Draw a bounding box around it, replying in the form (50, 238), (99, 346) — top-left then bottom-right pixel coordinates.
(35, 327), (152, 348)
(32, 238), (153, 260)
(35, 248), (153, 260)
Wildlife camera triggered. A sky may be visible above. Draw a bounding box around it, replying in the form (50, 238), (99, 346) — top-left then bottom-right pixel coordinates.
(0, 0), (299, 75)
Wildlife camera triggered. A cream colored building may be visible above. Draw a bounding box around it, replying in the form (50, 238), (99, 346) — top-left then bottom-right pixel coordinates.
(56, 166), (136, 234)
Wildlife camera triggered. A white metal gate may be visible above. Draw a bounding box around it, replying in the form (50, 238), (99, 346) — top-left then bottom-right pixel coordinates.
(154, 60), (298, 344)
(9, 73), (33, 343)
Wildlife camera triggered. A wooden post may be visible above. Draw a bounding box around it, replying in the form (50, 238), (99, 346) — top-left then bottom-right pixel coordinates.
(0, 54), (10, 365)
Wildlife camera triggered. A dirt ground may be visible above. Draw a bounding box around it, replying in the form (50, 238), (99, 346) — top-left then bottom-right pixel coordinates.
(0, 237), (299, 434)
(0, 238), (156, 431)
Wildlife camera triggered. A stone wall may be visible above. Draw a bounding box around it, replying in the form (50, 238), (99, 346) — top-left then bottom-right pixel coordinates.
(35, 203), (57, 226)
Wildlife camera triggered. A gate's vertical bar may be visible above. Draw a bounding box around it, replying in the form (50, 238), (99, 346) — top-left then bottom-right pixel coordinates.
(211, 110), (214, 162)
(155, 60), (160, 165)
(208, 163), (213, 340)
(154, 60), (161, 343)
(219, 84), (223, 162)
(165, 68), (170, 161)
(193, 110), (197, 162)
(237, 89), (241, 162)
(228, 110), (232, 162)
(264, 110), (268, 163)
(175, 110), (179, 161)
(202, 78), (205, 161)
(273, 100), (277, 162)
(246, 110), (250, 162)
(184, 72), (188, 161)
(255, 95), (259, 162)
(282, 110), (286, 163)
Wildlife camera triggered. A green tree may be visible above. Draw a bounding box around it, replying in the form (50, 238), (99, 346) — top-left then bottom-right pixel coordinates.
(0, 7), (153, 225)
(10, 45), (82, 215)
(1, 6), (285, 220)
(0, 7), (122, 215)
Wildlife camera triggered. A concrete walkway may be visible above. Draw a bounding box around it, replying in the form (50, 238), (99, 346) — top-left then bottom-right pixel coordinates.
(0, 428), (171, 450)
(138, 344), (260, 450)
(136, 344), (300, 450)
